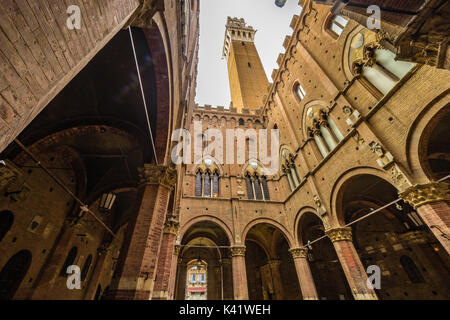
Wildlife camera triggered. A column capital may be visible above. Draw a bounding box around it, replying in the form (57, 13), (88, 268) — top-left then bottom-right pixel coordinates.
(289, 247), (309, 259)
(399, 182), (450, 209)
(163, 218), (179, 235)
(326, 227), (353, 242)
(230, 245), (246, 257)
(138, 164), (177, 190)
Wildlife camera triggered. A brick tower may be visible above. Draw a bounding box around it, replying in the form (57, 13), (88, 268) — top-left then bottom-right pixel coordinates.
(222, 17), (269, 112)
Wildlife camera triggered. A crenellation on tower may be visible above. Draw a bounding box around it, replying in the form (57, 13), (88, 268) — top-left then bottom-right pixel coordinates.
(222, 17), (256, 59)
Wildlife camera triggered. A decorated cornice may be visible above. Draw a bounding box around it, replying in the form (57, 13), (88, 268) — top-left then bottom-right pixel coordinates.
(230, 246), (246, 257)
(326, 227), (352, 242)
(399, 182), (450, 209)
(289, 247), (309, 259)
(138, 164), (177, 190)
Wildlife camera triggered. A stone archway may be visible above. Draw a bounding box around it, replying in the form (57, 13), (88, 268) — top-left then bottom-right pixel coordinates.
(339, 174), (450, 299)
(175, 220), (232, 300)
(244, 223), (301, 300)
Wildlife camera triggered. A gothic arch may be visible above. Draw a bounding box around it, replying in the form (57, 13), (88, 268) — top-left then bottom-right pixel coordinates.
(145, 12), (174, 165)
(301, 100), (330, 141)
(405, 90), (450, 183)
(179, 215), (234, 246)
(293, 206), (323, 246)
(241, 218), (294, 248)
(329, 166), (394, 226)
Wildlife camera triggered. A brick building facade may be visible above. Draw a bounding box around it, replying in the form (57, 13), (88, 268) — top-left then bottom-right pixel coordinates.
(0, 0), (449, 300)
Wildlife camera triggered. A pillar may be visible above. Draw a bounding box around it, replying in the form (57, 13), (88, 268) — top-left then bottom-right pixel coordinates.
(106, 165), (176, 300)
(289, 247), (318, 300)
(167, 244), (181, 300)
(400, 182), (450, 254)
(326, 227), (378, 300)
(267, 260), (284, 300)
(152, 217), (179, 300)
(221, 258), (233, 300)
(231, 246), (248, 300)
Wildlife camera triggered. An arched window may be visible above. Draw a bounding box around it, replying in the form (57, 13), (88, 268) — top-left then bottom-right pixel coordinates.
(306, 107), (343, 159)
(0, 210), (14, 242)
(253, 176), (263, 200)
(261, 176), (270, 200)
(400, 256), (425, 283)
(295, 83), (306, 101)
(245, 172), (268, 201)
(212, 170), (219, 197)
(195, 170), (203, 196)
(349, 31), (415, 99)
(203, 171), (211, 197)
(329, 15), (348, 37)
(238, 118), (245, 126)
(195, 163), (220, 198)
(245, 174), (254, 200)
(60, 247), (78, 277)
(282, 152), (301, 191)
(81, 254), (93, 281)
(0, 250), (32, 299)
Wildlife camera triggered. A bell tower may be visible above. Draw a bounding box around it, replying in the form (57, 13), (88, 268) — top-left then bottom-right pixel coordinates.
(222, 17), (269, 113)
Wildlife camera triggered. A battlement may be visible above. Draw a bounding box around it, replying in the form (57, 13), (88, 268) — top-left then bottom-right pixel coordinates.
(194, 104), (262, 116)
(222, 17), (257, 59)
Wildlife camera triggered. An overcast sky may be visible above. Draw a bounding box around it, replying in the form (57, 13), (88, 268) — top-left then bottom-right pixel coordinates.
(195, 0), (302, 107)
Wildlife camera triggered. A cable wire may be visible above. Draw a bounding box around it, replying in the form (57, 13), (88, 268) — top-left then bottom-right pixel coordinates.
(128, 26), (159, 164)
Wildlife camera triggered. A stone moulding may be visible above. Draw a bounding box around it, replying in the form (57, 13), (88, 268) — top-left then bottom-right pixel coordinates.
(138, 164), (177, 190)
(399, 182), (450, 209)
(326, 227), (352, 242)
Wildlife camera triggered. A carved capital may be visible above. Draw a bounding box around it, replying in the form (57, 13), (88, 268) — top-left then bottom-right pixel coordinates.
(163, 218), (180, 235)
(326, 227), (352, 242)
(138, 164), (177, 190)
(289, 247), (308, 259)
(399, 182), (450, 209)
(230, 246), (246, 257)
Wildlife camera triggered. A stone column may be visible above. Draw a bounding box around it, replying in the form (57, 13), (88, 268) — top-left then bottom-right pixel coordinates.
(267, 260), (284, 300)
(221, 258), (233, 300)
(152, 218), (179, 300)
(289, 247), (318, 300)
(231, 246), (248, 300)
(326, 227), (378, 300)
(399, 182), (450, 254)
(107, 165), (176, 300)
(167, 244), (181, 300)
